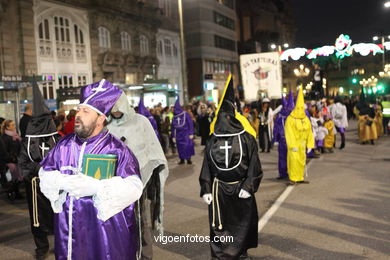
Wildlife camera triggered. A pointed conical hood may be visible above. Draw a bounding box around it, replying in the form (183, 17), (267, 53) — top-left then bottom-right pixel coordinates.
(279, 96), (290, 117)
(210, 74), (256, 137)
(359, 87), (366, 103)
(289, 87), (306, 119)
(138, 99), (151, 117)
(281, 96), (287, 108)
(173, 98), (184, 115)
(32, 77), (50, 116)
(26, 76), (57, 135)
(287, 90), (295, 111)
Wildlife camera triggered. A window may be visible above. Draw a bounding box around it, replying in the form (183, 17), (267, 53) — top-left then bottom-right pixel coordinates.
(98, 26), (111, 49)
(214, 35), (236, 51)
(74, 24), (86, 60)
(173, 43), (178, 57)
(157, 40), (163, 56)
(216, 0), (234, 9)
(77, 75), (87, 86)
(159, 0), (171, 17)
(204, 60), (233, 74)
(38, 19), (50, 40)
(54, 16), (70, 43)
(164, 38), (172, 57)
(74, 25), (84, 44)
(38, 19), (51, 57)
(42, 74), (54, 99)
(214, 11), (235, 30)
(54, 16), (72, 60)
(140, 35), (149, 56)
(58, 74), (74, 88)
(121, 31), (131, 51)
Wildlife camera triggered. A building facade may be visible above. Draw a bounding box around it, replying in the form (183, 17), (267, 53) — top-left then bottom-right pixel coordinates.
(183, 0), (239, 101)
(156, 0), (183, 104)
(0, 0), (169, 112)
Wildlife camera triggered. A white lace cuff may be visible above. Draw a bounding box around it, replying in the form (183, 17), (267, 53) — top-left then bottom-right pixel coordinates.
(93, 175), (143, 221)
(38, 168), (68, 213)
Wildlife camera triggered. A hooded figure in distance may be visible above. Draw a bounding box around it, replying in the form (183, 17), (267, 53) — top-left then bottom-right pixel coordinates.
(199, 74), (263, 259)
(18, 78), (60, 259)
(285, 87), (315, 184)
(171, 99), (195, 164)
(273, 90), (294, 179)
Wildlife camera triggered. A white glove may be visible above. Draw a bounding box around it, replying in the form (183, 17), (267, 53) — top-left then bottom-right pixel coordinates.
(189, 135), (194, 139)
(202, 194), (212, 205)
(238, 189), (251, 198)
(172, 138), (176, 143)
(291, 148), (298, 152)
(65, 174), (102, 198)
(307, 148), (312, 153)
(39, 168), (70, 213)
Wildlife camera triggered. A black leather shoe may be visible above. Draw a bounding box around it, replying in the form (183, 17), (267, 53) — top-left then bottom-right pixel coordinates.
(187, 160), (192, 165)
(178, 159), (185, 165)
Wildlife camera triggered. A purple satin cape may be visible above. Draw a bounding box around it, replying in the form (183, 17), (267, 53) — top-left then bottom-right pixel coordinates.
(273, 114), (288, 178)
(40, 130), (140, 260)
(171, 111), (194, 160)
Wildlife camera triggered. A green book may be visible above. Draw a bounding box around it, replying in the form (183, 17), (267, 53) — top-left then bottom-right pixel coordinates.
(82, 154), (117, 180)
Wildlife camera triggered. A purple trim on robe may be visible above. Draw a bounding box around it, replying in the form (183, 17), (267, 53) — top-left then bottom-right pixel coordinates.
(335, 126), (345, 134)
(316, 139), (324, 148)
(40, 130), (140, 260)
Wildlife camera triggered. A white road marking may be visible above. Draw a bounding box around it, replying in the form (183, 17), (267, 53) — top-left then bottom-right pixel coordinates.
(258, 158), (316, 232)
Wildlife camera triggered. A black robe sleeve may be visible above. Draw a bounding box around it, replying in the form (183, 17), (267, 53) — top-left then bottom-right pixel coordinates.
(18, 140), (41, 179)
(199, 142), (212, 197)
(241, 135), (263, 194)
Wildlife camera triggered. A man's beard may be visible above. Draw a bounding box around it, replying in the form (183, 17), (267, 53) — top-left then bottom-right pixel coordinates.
(74, 117), (97, 139)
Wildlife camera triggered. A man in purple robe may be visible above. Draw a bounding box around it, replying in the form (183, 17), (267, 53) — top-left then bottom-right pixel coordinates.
(38, 79), (143, 260)
(137, 99), (160, 140)
(171, 99), (194, 164)
(273, 91), (294, 179)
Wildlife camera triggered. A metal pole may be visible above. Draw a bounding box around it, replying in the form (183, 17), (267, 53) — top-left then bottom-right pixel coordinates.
(178, 0), (188, 103)
(382, 36), (385, 68)
(15, 89), (21, 133)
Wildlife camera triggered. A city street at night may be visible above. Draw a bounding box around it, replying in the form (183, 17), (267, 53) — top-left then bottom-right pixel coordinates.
(0, 0), (389, 259)
(1, 122), (389, 259)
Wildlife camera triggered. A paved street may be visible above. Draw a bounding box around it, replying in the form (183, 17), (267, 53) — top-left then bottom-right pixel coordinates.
(0, 121), (389, 259)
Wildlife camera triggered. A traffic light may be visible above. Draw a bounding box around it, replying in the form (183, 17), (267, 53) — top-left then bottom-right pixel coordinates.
(352, 78), (358, 84)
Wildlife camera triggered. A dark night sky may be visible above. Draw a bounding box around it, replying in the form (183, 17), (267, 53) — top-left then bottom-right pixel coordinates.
(293, 0), (390, 48)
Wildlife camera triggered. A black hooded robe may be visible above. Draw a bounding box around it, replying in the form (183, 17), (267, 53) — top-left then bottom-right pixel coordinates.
(200, 109), (262, 259)
(18, 79), (60, 256)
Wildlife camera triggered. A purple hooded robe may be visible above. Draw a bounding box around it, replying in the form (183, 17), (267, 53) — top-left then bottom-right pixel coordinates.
(273, 92), (294, 178)
(137, 99), (160, 140)
(171, 99), (194, 160)
(40, 130), (140, 260)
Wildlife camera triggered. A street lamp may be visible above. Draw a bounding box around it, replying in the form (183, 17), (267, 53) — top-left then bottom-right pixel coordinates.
(385, 1), (390, 8)
(270, 43), (289, 52)
(379, 64), (390, 77)
(373, 35), (390, 67)
(294, 64), (310, 77)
